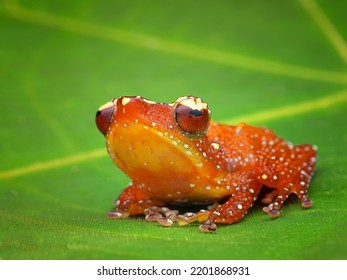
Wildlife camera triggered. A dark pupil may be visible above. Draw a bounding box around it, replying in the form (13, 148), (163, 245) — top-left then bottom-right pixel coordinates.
(189, 109), (203, 117)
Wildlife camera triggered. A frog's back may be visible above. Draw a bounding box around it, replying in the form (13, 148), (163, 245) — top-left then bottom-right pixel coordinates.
(207, 122), (278, 171)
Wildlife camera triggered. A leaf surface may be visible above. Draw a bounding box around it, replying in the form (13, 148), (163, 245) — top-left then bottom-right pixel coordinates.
(0, 0), (346, 259)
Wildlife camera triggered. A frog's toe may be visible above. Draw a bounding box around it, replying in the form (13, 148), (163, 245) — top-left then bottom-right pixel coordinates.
(295, 189), (313, 209)
(262, 206), (280, 217)
(301, 197), (313, 208)
(262, 188), (291, 218)
(157, 217), (174, 227)
(145, 212), (163, 221)
(107, 210), (129, 219)
(144, 206), (179, 227)
(199, 220), (217, 232)
(262, 200), (283, 218)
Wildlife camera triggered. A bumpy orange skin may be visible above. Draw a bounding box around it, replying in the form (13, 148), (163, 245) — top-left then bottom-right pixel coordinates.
(96, 96), (317, 232)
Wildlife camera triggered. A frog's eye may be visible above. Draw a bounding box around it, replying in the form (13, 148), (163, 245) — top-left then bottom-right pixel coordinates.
(96, 99), (116, 136)
(174, 96), (210, 137)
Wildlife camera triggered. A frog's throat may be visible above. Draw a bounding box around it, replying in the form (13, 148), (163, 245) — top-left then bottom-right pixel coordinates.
(109, 121), (211, 171)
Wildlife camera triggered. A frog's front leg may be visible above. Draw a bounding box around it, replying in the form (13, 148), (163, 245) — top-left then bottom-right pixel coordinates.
(200, 171), (263, 232)
(107, 182), (164, 219)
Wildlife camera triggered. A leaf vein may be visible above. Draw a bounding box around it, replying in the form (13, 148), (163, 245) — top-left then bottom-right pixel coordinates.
(3, 0), (347, 84)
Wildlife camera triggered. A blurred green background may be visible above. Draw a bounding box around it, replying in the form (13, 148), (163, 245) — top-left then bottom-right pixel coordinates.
(0, 0), (346, 259)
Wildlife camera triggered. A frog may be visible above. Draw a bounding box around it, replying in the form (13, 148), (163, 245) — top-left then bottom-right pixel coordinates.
(95, 96), (317, 232)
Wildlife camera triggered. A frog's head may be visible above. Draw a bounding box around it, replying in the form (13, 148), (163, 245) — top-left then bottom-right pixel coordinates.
(96, 96), (216, 198)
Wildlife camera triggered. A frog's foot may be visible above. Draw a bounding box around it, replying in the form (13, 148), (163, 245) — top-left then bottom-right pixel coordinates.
(199, 178), (263, 232)
(293, 183), (313, 209)
(108, 198), (162, 219)
(144, 206), (179, 227)
(257, 143), (316, 217)
(107, 183), (164, 219)
(144, 205), (213, 228)
(262, 186), (313, 218)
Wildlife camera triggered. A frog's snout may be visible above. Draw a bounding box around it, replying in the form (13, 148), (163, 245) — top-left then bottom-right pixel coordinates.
(96, 99), (117, 136)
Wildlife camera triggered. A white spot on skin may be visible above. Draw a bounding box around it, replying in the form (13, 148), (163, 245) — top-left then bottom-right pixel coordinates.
(184, 144), (189, 149)
(300, 170), (310, 178)
(205, 186), (211, 190)
(190, 184), (195, 188)
(237, 204), (243, 210)
(152, 122), (156, 127)
(273, 175), (278, 180)
(143, 98), (157, 105)
(261, 174), (268, 180)
(196, 163), (203, 168)
(212, 211), (221, 217)
(186, 151), (193, 156)
(211, 143), (220, 150)
(121, 97), (131, 106)
(144, 125), (149, 130)
(300, 181), (306, 186)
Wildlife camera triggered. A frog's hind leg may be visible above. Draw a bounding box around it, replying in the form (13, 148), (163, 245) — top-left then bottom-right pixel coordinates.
(199, 171), (263, 232)
(256, 143), (317, 217)
(107, 182), (164, 219)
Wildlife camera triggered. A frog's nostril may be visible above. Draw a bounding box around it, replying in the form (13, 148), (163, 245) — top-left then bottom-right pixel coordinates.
(96, 100), (116, 136)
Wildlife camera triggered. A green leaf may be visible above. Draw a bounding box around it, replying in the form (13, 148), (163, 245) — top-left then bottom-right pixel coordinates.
(0, 0), (346, 260)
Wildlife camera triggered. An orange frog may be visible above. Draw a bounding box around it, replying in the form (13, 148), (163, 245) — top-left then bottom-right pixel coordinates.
(96, 96), (317, 232)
